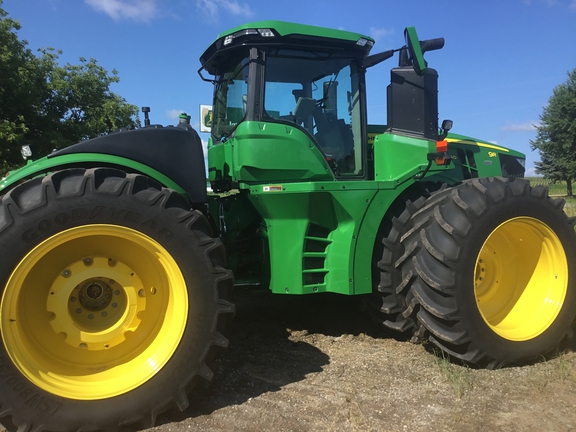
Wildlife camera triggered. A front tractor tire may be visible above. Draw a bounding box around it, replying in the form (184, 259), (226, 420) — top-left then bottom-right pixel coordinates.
(0, 168), (234, 431)
(372, 196), (428, 335)
(398, 177), (576, 367)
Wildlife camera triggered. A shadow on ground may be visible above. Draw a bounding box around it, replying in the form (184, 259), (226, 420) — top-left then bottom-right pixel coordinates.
(154, 288), (385, 425)
(153, 287), (576, 428)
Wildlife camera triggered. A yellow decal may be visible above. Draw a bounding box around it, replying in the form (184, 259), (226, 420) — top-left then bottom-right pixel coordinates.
(488, 151), (497, 158)
(367, 133), (378, 145)
(446, 138), (509, 153)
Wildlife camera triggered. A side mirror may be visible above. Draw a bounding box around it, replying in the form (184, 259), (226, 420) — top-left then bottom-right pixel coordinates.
(404, 27), (445, 76)
(404, 27), (426, 75)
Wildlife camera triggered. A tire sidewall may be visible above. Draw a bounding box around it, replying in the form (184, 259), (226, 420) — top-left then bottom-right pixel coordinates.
(450, 191), (576, 363)
(0, 185), (224, 429)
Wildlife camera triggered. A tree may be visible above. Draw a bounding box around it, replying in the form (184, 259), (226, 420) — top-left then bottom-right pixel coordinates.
(0, 1), (139, 172)
(531, 68), (576, 197)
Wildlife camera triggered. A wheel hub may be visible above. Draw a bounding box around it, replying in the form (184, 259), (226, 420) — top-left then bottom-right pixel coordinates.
(79, 280), (111, 310)
(47, 256), (146, 351)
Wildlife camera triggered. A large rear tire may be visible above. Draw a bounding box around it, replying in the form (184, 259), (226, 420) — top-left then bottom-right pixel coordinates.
(0, 168), (234, 431)
(398, 177), (576, 367)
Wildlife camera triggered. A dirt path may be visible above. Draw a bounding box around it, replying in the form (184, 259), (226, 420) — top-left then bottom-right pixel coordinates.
(145, 289), (576, 432)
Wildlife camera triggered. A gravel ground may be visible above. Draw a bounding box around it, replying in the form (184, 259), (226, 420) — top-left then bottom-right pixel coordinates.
(1, 287), (574, 431)
(143, 288), (576, 432)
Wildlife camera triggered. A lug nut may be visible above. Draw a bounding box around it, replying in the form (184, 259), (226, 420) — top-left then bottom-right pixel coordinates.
(62, 269), (71, 277)
(83, 257), (93, 266)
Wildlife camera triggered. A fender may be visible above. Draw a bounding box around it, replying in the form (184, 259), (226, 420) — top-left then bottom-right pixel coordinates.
(48, 125), (207, 203)
(0, 153), (188, 197)
(47, 124), (207, 204)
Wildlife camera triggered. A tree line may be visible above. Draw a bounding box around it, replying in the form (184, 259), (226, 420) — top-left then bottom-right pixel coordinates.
(0, 1), (138, 172)
(531, 69), (576, 197)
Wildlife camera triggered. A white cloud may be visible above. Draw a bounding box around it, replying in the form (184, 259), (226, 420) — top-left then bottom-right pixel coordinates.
(571, 0), (576, 9)
(85, 0), (157, 22)
(166, 109), (187, 120)
(196, 0), (253, 20)
(369, 27), (394, 42)
(500, 121), (540, 132)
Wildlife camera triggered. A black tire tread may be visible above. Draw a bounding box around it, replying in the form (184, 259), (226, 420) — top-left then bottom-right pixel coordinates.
(371, 196), (427, 334)
(0, 168), (234, 432)
(398, 177), (576, 367)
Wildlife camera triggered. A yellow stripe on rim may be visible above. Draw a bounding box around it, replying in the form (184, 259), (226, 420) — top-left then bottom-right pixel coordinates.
(474, 217), (567, 341)
(1, 225), (188, 400)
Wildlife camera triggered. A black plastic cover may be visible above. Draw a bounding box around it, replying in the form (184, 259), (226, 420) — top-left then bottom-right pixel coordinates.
(387, 67), (439, 140)
(49, 125), (207, 204)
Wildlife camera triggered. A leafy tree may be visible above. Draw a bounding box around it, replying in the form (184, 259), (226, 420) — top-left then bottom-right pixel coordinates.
(0, 1), (139, 172)
(531, 68), (576, 197)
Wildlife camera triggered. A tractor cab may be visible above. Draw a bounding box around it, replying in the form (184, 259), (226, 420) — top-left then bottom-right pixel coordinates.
(199, 22), (374, 189)
(199, 21), (445, 191)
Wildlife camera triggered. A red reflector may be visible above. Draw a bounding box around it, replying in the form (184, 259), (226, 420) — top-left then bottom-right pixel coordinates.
(436, 140), (448, 153)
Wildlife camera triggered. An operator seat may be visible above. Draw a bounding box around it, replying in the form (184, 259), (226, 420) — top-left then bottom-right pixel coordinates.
(293, 97), (354, 173)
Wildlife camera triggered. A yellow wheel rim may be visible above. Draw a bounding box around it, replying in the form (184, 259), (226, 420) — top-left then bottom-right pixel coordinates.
(1, 225), (188, 400)
(474, 217), (567, 341)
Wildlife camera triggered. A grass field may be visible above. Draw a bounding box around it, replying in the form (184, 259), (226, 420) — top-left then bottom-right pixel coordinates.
(525, 177), (576, 217)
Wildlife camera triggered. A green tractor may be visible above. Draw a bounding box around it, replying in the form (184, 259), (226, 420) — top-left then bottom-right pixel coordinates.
(0, 21), (575, 431)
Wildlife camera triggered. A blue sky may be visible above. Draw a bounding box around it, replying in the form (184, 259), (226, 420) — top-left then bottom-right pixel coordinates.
(3, 0), (576, 175)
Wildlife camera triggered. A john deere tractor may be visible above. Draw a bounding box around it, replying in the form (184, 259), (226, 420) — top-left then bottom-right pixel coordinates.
(0, 21), (574, 431)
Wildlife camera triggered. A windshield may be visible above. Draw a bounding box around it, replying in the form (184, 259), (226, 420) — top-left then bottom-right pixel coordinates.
(263, 49), (364, 176)
(211, 56), (249, 142)
(211, 49), (365, 177)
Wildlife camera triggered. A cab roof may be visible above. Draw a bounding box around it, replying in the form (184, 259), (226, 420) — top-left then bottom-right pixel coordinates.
(199, 20), (375, 75)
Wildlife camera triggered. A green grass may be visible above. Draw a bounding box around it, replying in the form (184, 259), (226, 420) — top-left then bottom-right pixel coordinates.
(564, 197), (576, 217)
(525, 177), (576, 217)
(554, 351), (575, 383)
(526, 177), (571, 196)
(434, 351), (472, 398)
